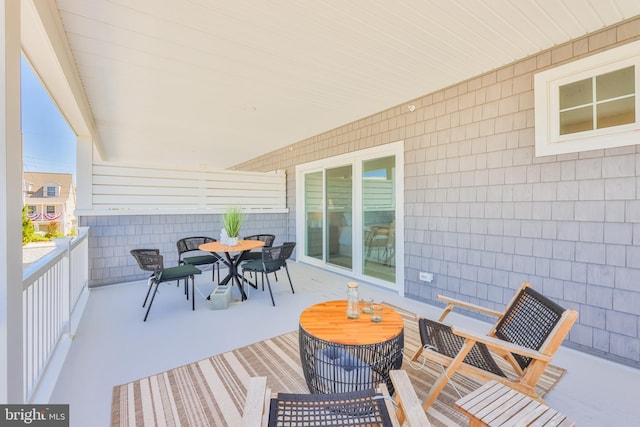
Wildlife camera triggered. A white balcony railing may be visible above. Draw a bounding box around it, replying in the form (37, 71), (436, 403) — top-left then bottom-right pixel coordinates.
(22, 227), (90, 403)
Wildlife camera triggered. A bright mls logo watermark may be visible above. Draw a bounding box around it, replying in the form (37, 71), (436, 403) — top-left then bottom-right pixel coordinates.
(1, 405), (68, 426)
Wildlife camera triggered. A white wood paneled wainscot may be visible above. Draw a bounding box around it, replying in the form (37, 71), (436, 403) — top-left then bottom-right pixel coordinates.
(76, 162), (287, 216)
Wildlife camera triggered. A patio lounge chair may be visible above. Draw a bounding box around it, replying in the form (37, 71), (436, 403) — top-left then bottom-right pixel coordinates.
(241, 369), (431, 426)
(411, 281), (578, 411)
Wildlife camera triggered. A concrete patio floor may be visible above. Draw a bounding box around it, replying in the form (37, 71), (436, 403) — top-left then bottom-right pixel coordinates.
(49, 261), (640, 426)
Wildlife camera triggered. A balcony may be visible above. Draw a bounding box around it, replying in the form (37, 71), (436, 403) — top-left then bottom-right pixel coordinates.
(28, 252), (639, 426)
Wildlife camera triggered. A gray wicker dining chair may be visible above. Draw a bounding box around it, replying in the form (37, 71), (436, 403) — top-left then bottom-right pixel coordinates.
(241, 370), (431, 426)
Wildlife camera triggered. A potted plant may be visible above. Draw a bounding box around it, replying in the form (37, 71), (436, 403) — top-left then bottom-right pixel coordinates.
(223, 207), (244, 246)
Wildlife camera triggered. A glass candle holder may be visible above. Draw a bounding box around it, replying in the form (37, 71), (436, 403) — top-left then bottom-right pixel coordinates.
(361, 298), (374, 314)
(370, 304), (383, 322)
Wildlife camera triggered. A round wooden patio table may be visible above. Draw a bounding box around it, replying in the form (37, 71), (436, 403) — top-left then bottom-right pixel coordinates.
(199, 239), (264, 301)
(298, 300), (404, 395)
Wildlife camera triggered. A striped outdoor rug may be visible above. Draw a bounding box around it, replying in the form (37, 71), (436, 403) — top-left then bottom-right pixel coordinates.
(111, 304), (565, 426)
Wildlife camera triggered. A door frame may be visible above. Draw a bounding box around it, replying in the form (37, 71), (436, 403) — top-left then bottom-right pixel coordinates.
(295, 141), (404, 294)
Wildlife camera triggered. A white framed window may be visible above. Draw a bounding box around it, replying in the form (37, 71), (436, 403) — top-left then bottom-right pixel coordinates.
(46, 185), (57, 197)
(534, 40), (639, 157)
(46, 205), (56, 215)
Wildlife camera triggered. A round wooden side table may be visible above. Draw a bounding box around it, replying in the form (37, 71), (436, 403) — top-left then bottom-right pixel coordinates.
(298, 300), (404, 395)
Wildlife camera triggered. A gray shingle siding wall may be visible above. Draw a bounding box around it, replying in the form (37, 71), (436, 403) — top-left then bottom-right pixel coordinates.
(78, 213), (289, 287)
(400, 22), (640, 366)
(235, 18), (640, 367)
(406, 146), (640, 365)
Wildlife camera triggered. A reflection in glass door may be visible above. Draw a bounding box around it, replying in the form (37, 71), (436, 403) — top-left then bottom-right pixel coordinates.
(304, 172), (323, 260)
(326, 165), (352, 269)
(362, 156), (395, 282)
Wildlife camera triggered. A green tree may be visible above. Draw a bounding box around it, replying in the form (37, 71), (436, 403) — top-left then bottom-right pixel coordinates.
(22, 206), (36, 245)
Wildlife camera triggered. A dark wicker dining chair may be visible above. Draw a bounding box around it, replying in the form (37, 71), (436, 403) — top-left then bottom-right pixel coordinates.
(241, 234), (277, 282)
(176, 236), (222, 286)
(242, 234), (276, 261)
(241, 242), (295, 306)
(130, 249), (202, 321)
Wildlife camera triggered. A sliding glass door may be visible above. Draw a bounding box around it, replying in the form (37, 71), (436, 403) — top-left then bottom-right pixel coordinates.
(304, 172), (323, 260)
(326, 165), (353, 269)
(362, 156), (395, 282)
(296, 142), (403, 291)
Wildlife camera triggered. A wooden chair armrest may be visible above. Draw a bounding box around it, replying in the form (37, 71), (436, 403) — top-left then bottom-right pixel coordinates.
(376, 382), (401, 427)
(390, 370), (431, 426)
(242, 377), (269, 427)
(437, 295), (504, 321)
(451, 326), (552, 362)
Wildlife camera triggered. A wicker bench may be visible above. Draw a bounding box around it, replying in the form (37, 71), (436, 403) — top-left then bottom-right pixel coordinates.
(455, 381), (575, 426)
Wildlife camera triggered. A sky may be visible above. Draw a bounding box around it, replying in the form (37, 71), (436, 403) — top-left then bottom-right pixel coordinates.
(21, 57), (76, 179)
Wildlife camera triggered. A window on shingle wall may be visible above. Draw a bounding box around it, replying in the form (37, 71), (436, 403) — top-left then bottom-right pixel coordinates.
(534, 40), (639, 157)
(46, 185), (57, 197)
(46, 205), (56, 215)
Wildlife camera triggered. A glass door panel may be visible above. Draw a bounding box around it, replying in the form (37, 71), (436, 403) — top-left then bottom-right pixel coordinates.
(304, 172), (323, 260)
(326, 165), (353, 269)
(362, 156), (395, 282)
(298, 142), (402, 290)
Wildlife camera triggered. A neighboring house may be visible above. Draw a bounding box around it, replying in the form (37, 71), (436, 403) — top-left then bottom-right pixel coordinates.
(23, 172), (76, 236)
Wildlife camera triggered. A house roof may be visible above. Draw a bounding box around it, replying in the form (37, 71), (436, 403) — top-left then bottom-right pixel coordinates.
(24, 172), (75, 203)
(21, 1), (640, 170)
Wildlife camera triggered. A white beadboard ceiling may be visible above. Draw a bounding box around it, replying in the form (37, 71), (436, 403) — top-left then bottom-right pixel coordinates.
(52, 0), (640, 170)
